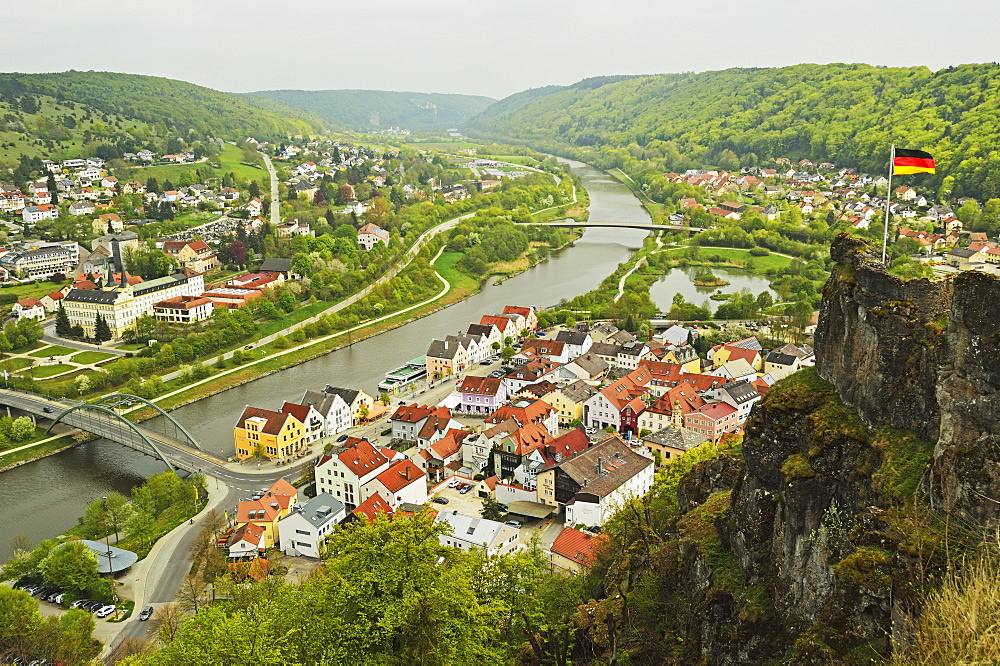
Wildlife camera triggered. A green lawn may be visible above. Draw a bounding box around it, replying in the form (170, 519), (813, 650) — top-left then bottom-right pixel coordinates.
(0, 427), (57, 454)
(130, 143), (267, 186)
(69, 351), (116, 364)
(0, 280), (70, 299)
(115, 343), (146, 351)
(29, 345), (76, 358)
(658, 246), (796, 273)
(480, 155), (540, 166)
(29, 363), (76, 378)
(404, 140), (481, 151)
(434, 252), (480, 294)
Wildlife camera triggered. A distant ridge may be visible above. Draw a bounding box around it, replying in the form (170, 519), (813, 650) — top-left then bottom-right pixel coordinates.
(245, 89), (496, 133)
(466, 63), (1000, 199)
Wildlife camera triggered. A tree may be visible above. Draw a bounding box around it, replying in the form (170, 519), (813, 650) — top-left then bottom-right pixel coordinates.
(225, 240), (248, 265)
(55, 304), (71, 336)
(94, 313), (112, 344)
(82, 492), (133, 540)
(8, 416), (34, 442)
(38, 541), (101, 593)
(157, 602), (184, 644)
(480, 496), (506, 521)
(177, 574), (209, 613)
(500, 346), (515, 362)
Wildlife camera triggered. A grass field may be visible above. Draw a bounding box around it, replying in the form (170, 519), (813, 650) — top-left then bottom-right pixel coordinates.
(29, 345), (76, 358)
(0, 435), (77, 469)
(434, 252), (480, 297)
(481, 155), (540, 165)
(69, 351), (116, 364)
(3, 357), (33, 371)
(131, 143), (267, 185)
(658, 246), (796, 273)
(404, 141), (481, 151)
(30, 363), (76, 378)
(0, 279), (71, 299)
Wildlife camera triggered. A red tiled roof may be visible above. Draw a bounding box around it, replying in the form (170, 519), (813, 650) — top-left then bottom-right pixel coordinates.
(458, 376), (504, 396)
(235, 406), (294, 435)
(540, 428), (590, 467)
(480, 314), (511, 332)
(337, 439), (390, 477)
(430, 428), (470, 459)
(280, 401), (311, 424)
(374, 459), (424, 493)
(352, 493), (394, 524)
(486, 397), (555, 427)
(17, 297), (43, 308)
(550, 527), (608, 567)
(694, 402), (738, 422)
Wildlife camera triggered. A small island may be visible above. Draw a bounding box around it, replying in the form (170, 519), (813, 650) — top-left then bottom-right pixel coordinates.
(693, 268), (730, 287)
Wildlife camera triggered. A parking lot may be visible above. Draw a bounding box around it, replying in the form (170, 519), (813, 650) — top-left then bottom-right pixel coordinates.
(428, 478), (485, 516)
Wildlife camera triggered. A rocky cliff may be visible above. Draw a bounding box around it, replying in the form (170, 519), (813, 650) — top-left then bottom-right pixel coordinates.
(816, 233), (1000, 525)
(555, 235), (1000, 664)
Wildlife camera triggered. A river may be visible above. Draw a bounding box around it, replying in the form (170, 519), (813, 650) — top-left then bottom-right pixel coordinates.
(0, 158), (651, 558)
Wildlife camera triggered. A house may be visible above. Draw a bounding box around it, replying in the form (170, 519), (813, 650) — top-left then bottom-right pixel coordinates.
(13, 297), (46, 321)
(357, 223), (390, 250)
(641, 427), (705, 464)
(412, 427), (470, 482)
(390, 404), (455, 442)
(280, 401), (326, 444)
(233, 406), (307, 461)
(637, 386), (705, 433)
(233, 478), (299, 551)
(535, 435), (654, 527)
(545, 380), (599, 427)
(503, 358), (560, 393)
(224, 523), (268, 558)
(486, 396), (559, 438)
(278, 493), (346, 558)
(554, 352), (609, 382)
(486, 418), (555, 480)
(415, 410), (463, 450)
(712, 380), (761, 423)
(152, 295), (213, 324)
(615, 340), (650, 370)
(311, 385), (374, 426)
(709, 338), (763, 370)
(514, 338), (568, 364)
(160, 240), (220, 274)
(711, 358), (758, 382)
(363, 459), (427, 509)
(502, 305), (539, 332)
(68, 201), (95, 216)
(457, 375), (508, 415)
(554, 329), (593, 357)
(351, 493), (395, 524)
(314, 438), (391, 508)
(548, 527), (608, 573)
(764, 344), (814, 380)
(435, 511), (521, 556)
(583, 367), (653, 434)
(40, 292), (64, 313)
(659, 345), (701, 373)
(684, 402), (740, 441)
(300, 386), (352, 437)
(426, 337), (469, 379)
(22, 204), (59, 223)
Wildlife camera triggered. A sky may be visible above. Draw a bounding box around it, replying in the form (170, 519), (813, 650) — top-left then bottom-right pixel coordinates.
(6, 0), (998, 100)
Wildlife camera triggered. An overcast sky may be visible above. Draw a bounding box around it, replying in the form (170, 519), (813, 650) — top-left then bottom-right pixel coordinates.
(6, 0), (997, 100)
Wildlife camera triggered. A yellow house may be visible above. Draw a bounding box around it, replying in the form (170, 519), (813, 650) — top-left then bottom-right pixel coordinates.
(234, 406), (306, 460)
(709, 340), (762, 371)
(61, 284), (137, 339)
(234, 478), (300, 549)
(546, 380), (598, 427)
(660, 346), (702, 374)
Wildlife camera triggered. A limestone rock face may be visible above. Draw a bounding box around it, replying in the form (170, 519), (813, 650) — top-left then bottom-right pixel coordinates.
(815, 234), (1000, 525)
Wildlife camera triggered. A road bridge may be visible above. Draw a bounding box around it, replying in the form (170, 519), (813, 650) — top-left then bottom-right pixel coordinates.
(523, 221), (706, 233)
(0, 390), (215, 474)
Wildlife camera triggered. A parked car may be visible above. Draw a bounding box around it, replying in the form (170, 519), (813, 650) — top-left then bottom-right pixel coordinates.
(496, 503), (509, 512)
(459, 485), (472, 494)
(138, 605), (154, 621)
(447, 479), (459, 488)
(480, 360), (491, 365)
(505, 520), (523, 528)
(70, 599), (92, 609)
(431, 497), (449, 505)
(84, 601), (105, 611)
(95, 604), (117, 618)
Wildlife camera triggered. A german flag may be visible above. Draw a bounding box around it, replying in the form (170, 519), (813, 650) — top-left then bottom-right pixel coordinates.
(893, 148), (935, 175)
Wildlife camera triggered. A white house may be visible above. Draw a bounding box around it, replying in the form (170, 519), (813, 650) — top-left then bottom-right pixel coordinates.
(280, 402), (327, 444)
(357, 223), (389, 250)
(434, 511), (521, 556)
(301, 387), (352, 437)
(711, 380), (761, 424)
(361, 459), (427, 509)
(13, 298), (46, 321)
(313, 438), (391, 508)
(278, 493), (346, 558)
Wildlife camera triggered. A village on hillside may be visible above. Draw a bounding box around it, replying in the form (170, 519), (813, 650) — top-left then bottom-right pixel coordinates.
(223, 302), (812, 575)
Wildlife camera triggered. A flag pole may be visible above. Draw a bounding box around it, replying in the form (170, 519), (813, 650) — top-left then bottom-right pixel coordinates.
(882, 144), (895, 264)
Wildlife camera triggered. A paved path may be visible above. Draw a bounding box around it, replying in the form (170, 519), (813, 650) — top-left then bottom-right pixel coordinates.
(614, 257), (647, 303)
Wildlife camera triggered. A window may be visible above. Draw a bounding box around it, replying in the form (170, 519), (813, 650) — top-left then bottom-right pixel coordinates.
(296, 529), (310, 536)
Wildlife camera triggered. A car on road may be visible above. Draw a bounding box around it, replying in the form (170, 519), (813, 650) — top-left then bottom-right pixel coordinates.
(505, 520), (522, 528)
(95, 604), (117, 618)
(431, 497), (449, 505)
(336, 434), (349, 442)
(244, 344), (254, 350)
(43, 406), (54, 413)
(138, 605), (154, 621)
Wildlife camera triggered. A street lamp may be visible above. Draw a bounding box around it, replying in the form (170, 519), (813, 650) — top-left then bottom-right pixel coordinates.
(102, 496), (120, 621)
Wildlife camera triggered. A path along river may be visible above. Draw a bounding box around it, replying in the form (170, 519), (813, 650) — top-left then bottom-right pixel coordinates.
(0, 159), (760, 559)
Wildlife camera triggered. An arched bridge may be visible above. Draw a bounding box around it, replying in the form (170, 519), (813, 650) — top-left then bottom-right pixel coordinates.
(522, 221), (707, 233)
(0, 390), (214, 474)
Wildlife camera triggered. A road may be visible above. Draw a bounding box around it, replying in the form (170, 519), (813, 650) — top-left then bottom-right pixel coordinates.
(261, 152), (281, 227)
(41, 323), (128, 356)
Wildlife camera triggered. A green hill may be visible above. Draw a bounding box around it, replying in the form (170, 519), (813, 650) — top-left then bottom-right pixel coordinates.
(0, 71), (322, 163)
(245, 89), (496, 132)
(467, 63), (1000, 199)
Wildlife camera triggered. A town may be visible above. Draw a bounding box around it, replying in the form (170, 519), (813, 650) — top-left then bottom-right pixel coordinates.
(220, 301), (813, 574)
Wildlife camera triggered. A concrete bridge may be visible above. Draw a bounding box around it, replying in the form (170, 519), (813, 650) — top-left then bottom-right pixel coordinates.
(0, 390), (213, 474)
(523, 221), (706, 233)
